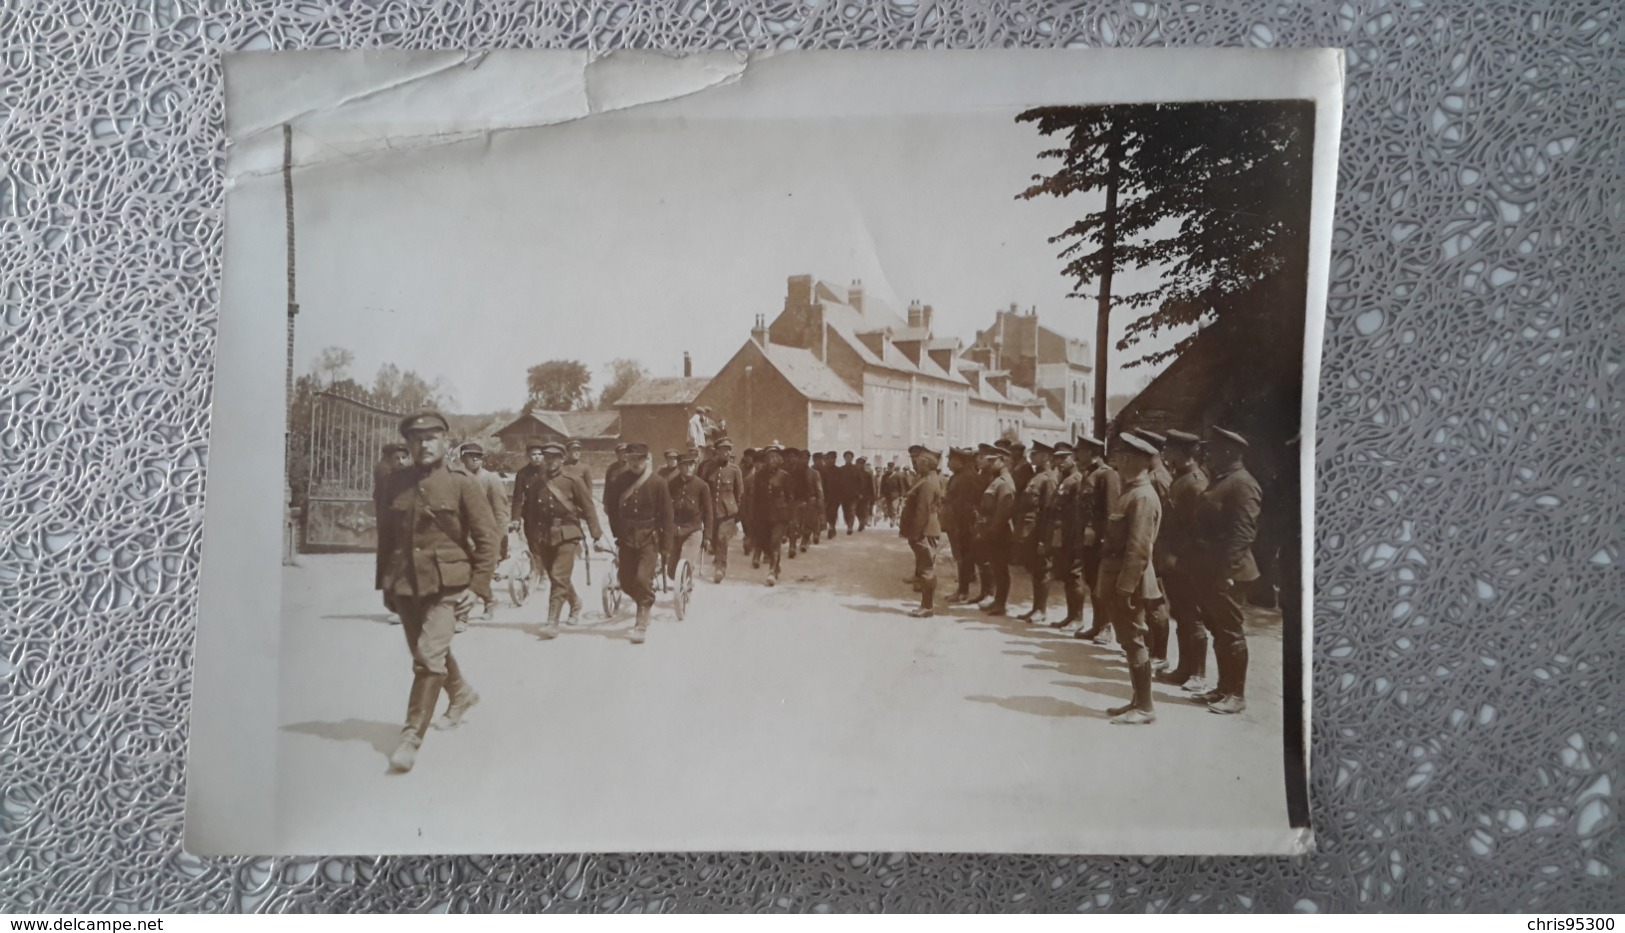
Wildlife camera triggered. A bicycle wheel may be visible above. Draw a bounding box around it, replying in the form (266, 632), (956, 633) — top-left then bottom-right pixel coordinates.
(674, 559), (693, 621)
(508, 548), (531, 607)
(601, 556), (622, 618)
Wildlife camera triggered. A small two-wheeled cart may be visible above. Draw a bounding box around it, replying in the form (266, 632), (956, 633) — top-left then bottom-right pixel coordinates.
(598, 545), (693, 621)
(500, 530), (534, 608)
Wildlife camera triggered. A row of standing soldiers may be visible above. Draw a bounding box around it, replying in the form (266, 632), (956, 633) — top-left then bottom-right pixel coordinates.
(894, 425), (1265, 725)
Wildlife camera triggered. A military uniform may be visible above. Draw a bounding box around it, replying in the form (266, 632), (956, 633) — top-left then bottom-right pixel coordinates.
(804, 459), (825, 546)
(1076, 455), (1122, 641)
(521, 455), (603, 633)
(668, 464), (713, 581)
(709, 452), (743, 581)
(974, 453), (1017, 614)
(1015, 462), (1058, 622)
(614, 457), (674, 642)
(899, 448), (945, 616)
(1159, 451), (1211, 687)
(1053, 464), (1087, 625)
(749, 454), (793, 583)
(943, 454), (981, 602)
(1098, 439), (1164, 724)
(1191, 431), (1262, 712)
(377, 413), (500, 771)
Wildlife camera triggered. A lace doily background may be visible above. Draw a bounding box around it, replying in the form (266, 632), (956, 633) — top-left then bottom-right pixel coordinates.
(2, 1), (1620, 913)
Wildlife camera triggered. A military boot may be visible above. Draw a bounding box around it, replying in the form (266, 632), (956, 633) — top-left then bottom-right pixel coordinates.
(390, 672), (445, 773)
(435, 656), (479, 730)
(909, 582), (935, 618)
(629, 606), (650, 644)
(1111, 663), (1157, 725)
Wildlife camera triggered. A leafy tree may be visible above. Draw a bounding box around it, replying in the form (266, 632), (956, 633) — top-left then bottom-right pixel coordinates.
(1016, 100), (1314, 435)
(314, 346), (354, 386)
(526, 359), (592, 411)
(597, 357), (648, 410)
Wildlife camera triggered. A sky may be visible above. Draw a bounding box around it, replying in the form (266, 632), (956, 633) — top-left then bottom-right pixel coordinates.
(286, 86), (1185, 412)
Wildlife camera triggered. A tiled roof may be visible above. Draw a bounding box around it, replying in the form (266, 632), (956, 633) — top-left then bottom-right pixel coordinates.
(557, 410), (621, 438)
(614, 376), (711, 407)
(761, 344), (864, 405)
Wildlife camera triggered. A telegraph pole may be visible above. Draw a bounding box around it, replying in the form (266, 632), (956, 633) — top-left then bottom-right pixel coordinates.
(283, 124), (302, 565)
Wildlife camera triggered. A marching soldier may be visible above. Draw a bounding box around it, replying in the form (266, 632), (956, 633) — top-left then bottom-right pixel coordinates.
(974, 443), (1017, 616)
(1014, 442), (1058, 625)
(602, 442), (631, 498)
(751, 443), (793, 585)
(373, 442), (410, 621)
(1050, 442), (1086, 628)
(855, 455), (876, 530)
(612, 443), (674, 644)
(804, 450), (826, 547)
(899, 444), (945, 618)
(708, 438), (743, 582)
(458, 442), (511, 623)
(1098, 432), (1164, 725)
(1190, 427), (1263, 715)
(1155, 429), (1213, 691)
(1074, 436), (1122, 643)
(668, 449), (714, 583)
(740, 447), (760, 568)
(522, 442), (605, 639)
(376, 411), (499, 773)
(943, 448), (981, 603)
(561, 438), (592, 492)
(658, 448), (681, 482)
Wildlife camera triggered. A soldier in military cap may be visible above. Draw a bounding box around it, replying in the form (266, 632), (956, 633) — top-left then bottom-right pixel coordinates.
(561, 438), (592, 493)
(1008, 440), (1034, 494)
(974, 443), (1017, 615)
(601, 442), (634, 538)
(781, 447), (809, 556)
(942, 448), (980, 603)
(1098, 432), (1164, 725)
(1128, 428), (1174, 670)
(612, 442), (674, 644)
(1190, 427), (1262, 714)
(521, 441), (605, 638)
(1014, 441), (1058, 624)
(373, 442), (411, 620)
(1155, 429), (1212, 691)
(376, 411), (500, 772)
(658, 448), (681, 483)
(750, 443), (792, 585)
(854, 454), (876, 531)
(899, 444), (945, 617)
(1074, 435), (1123, 643)
(668, 449), (713, 586)
(803, 449), (826, 547)
(707, 438), (743, 582)
(1049, 441), (1086, 628)
(458, 442), (511, 623)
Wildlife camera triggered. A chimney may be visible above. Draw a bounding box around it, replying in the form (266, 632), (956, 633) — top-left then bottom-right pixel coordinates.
(907, 300), (923, 329)
(683, 351), (692, 378)
(848, 279), (864, 312)
(922, 304), (933, 333)
(787, 274), (813, 311)
(751, 314), (769, 347)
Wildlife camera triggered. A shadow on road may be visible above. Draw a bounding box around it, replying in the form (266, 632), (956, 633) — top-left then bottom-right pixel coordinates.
(321, 612), (396, 625)
(282, 718), (399, 759)
(965, 694), (1105, 719)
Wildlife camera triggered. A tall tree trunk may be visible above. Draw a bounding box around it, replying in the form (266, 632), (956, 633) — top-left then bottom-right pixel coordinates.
(1092, 126), (1121, 438)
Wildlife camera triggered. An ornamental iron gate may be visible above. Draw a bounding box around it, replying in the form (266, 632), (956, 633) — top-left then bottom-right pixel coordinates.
(302, 388), (409, 552)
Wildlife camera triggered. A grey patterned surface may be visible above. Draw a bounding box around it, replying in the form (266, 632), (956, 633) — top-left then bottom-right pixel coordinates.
(1, 0), (1620, 914)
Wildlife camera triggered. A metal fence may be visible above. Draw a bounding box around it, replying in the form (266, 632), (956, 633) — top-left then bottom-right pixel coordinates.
(302, 388), (407, 552)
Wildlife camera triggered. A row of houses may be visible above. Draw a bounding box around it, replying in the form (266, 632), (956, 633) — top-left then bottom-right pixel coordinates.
(496, 274), (1094, 465)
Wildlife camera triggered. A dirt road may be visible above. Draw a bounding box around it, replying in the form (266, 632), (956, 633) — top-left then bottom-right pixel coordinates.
(275, 524), (1291, 853)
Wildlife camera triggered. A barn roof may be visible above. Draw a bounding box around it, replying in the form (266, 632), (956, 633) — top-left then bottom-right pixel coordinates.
(614, 376), (711, 408)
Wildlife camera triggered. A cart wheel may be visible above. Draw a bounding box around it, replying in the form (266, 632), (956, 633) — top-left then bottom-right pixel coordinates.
(601, 556), (622, 618)
(674, 559), (693, 620)
(509, 554), (531, 607)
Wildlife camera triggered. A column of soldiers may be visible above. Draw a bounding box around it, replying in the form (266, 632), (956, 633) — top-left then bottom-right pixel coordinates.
(897, 425), (1265, 726)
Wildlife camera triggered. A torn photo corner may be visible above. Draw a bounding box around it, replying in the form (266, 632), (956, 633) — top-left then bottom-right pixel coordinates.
(189, 48), (1340, 856)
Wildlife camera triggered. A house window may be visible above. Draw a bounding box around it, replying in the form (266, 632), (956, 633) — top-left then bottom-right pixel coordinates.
(921, 396), (930, 435)
(837, 412), (850, 440)
(937, 398), (945, 433)
(893, 392), (903, 437)
(812, 410), (825, 441)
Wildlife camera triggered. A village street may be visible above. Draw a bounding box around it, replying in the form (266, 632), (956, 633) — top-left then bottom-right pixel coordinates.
(275, 523), (1290, 854)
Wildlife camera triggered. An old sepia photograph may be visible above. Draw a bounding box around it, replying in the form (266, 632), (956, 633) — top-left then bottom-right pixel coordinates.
(188, 49), (1341, 855)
